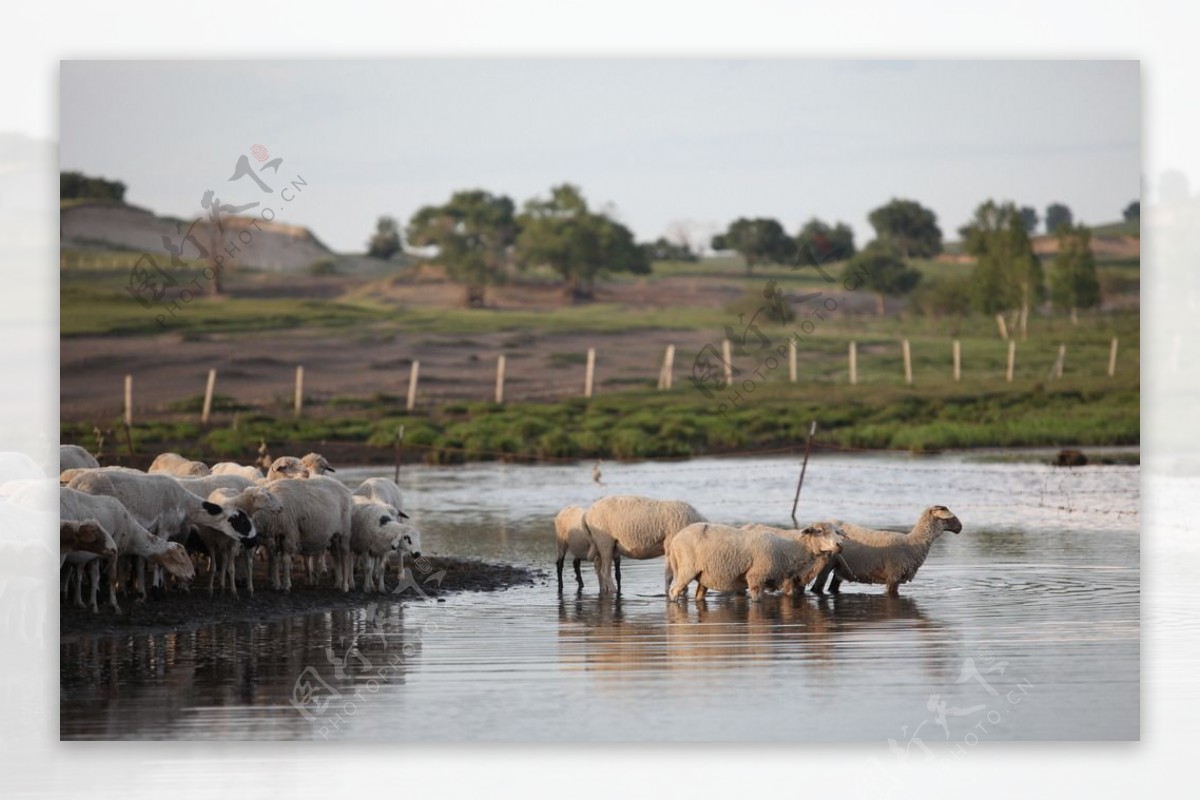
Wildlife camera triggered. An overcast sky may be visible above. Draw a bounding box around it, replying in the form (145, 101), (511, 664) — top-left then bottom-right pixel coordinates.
(59, 60), (1139, 252)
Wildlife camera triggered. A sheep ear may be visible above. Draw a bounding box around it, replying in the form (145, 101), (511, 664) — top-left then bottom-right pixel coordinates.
(379, 515), (391, 526)
(398, 510), (409, 519)
(202, 500), (223, 515)
(933, 507), (954, 519)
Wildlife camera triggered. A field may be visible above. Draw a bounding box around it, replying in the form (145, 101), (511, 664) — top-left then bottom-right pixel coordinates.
(60, 246), (1140, 464)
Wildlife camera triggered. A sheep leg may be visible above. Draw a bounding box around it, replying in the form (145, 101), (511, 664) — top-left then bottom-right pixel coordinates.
(592, 540), (616, 595)
(810, 563), (834, 595)
(86, 560), (101, 613)
(886, 582), (900, 597)
(828, 575), (842, 595)
(573, 558), (584, 588)
(614, 554), (622, 595)
(70, 566), (85, 609)
(668, 572), (696, 602)
(242, 548), (256, 596)
(555, 557), (565, 590)
(106, 559), (122, 613)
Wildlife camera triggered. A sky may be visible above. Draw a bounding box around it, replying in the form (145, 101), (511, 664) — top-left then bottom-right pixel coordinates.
(59, 60), (1140, 252)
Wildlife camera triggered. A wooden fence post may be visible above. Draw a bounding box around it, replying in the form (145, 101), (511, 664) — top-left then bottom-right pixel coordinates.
(788, 340), (797, 383)
(849, 341), (858, 385)
(1006, 340), (1016, 382)
(584, 348), (596, 398)
(952, 339), (961, 382)
(996, 313), (1009, 341)
(293, 366), (304, 418)
(495, 355), (506, 404)
(658, 344), (675, 390)
(1108, 337), (1119, 378)
(1054, 344), (1066, 379)
(407, 361), (420, 411)
(722, 339), (733, 386)
(201, 368), (217, 425)
(902, 339), (912, 385)
(124, 374), (133, 427)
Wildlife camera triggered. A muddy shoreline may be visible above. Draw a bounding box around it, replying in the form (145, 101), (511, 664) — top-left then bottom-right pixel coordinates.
(60, 556), (547, 638)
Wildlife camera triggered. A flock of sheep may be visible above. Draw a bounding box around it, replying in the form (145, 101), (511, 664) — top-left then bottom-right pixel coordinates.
(57, 445), (421, 613)
(56, 440), (962, 616)
(555, 495), (963, 601)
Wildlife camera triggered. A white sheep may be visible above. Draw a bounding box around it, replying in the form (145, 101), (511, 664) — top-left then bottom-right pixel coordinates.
(350, 501), (419, 592)
(263, 456), (310, 481)
(148, 452), (211, 477)
(66, 469), (251, 595)
(581, 495), (705, 595)
(666, 522), (843, 602)
(60, 487), (195, 611)
(300, 452), (335, 475)
(352, 477), (404, 515)
(60, 519), (117, 560)
(554, 505), (594, 590)
(253, 476), (354, 592)
(810, 505), (963, 597)
(59, 465), (142, 485)
(211, 461), (264, 480)
(196, 485), (281, 597)
(60, 444), (99, 471)
(740, 521), (846, 595)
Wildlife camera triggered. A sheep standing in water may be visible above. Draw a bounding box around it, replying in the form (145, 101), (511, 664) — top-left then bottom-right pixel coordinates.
(666, 522), (843, 602)
(582, 495), (705, 595)
(740, 521), (846, 596)
(554, 505), (594, 591)
(810, 505), (963, 597)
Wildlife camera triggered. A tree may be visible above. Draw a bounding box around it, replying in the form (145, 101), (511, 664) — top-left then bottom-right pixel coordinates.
(1123, 200), (1140, 221)
(1049, 223), (1100, 323)
(960, 200), (1043, 330)
(1019, 206), (1040, 234)
(795, 217), (856, 264)
(60, 171), (126, 201)
(711, 217), (795, 274)
(406, 190), (517, 307)
(641, 237), (697, 262)
(867, 198), (943, 258)
(1045, 202), (1073, 233)
(516, 184), (649, 301)
(367, 216), (402, 260)
(842, 242), (921, 316)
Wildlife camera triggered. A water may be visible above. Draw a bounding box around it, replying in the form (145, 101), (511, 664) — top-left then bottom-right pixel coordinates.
(60, 452), (1140, 741)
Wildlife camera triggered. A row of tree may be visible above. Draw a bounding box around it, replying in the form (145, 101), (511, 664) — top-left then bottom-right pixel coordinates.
(60, 171), (126, 202)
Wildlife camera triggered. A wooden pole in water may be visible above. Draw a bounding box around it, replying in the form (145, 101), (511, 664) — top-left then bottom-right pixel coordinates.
(407, 361), (420, 411)
(790, 421), (818, 527)
(952, 339), (961, 382)
(393, 425), (405, 484)
(293, 366), (304, 418)
(722, 339), (733, 386)
(902, 339), (912, 385)
(584, 348), (595, 398)
(495, 355), (506, 403)
(201, 368), (217, 425)
(123, 374), (133, 427)
(1006, 340), (1016, 382)
(788, 340), (797, 383)
(996, 313), (1009, 341)
(1108, 337), (1119, 378)
(849, 341), (858, 385)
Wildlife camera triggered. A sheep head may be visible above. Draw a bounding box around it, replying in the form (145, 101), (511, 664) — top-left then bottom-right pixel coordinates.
(62, 519), (116, 557)
(928, 505), (963, 534)
(191, 500), (251, 543)
(267, 457), (309, 480)
(153, 541), (196, 580)
(300, 452), (335, 475)
(800, 522), (844, 554)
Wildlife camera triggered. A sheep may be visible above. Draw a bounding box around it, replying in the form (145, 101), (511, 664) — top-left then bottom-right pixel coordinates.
(60, 444), (99, 471)
(60, 487), (194, 611)
(60, 519), (117, 560)
(66, 469), (251, 595)
(740, 521), (846, 595)
(211, 462), (264, 480)
(350, 502), (419, 592)
(59, 465), (144, 486)
(666, 522), (843, 602)
(196, 485), (281, 597)
(809, 505), (963, 597)
(300, 452), (335, 475)
(581, 495), (705, 595)
(175, 473), (255, 498)
(352, 477), (404, 515)
(554, 505), (594, 591)
(148, 452), (211, 477)
(263, 456), (309, 481)
(253, 476), (354, 592)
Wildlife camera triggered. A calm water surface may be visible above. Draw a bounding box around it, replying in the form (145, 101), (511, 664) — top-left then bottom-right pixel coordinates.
(60, 452), (1139, 740)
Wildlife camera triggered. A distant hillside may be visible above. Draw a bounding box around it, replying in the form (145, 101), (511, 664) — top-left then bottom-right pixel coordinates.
(60, 199), (335, 272)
